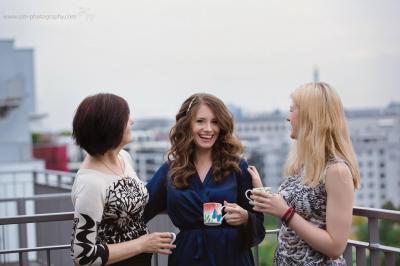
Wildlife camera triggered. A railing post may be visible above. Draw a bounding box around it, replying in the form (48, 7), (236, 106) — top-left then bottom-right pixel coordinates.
(356, 247), (366, 266)
(384, 252), (395, 266)
(33, 171), (37, 185)
(57, 174), (61, 188)
(153, 253), (158, 266)
(368, 217), (380, 266)
(46, 249), (51, 266)
(18, 252), (23, 266)
(254, 245), (259, 266)
(343, 245), (352, 265)
(16, 199), (28, 265)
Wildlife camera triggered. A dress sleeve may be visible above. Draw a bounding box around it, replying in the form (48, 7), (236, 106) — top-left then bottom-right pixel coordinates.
(237, 159), (266, 249)
(143, 162), (169, 223)
(70, 175), (109, 266)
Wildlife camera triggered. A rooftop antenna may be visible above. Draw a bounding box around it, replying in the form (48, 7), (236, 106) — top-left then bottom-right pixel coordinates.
(313, 66), (320, 82)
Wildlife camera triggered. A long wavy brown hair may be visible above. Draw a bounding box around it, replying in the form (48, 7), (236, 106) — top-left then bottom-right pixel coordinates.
(168, 93), (243, 189)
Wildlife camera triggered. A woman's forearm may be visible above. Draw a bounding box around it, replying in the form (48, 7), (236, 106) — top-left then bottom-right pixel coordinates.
(106, 238), (145, 265)
(287, 213), (347, 259)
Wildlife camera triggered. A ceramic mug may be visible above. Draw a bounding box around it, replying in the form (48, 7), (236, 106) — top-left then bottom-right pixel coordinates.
(169, 232), (176, 244)
(245, 187), (272, 200)
(203, 202), (226, 226)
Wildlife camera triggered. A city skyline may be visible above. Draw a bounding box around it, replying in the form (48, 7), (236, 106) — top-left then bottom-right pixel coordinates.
(1, 0), (399, 130)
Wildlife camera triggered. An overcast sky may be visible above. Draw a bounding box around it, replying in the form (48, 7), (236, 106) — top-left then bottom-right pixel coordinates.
(1, 0), (399, 130)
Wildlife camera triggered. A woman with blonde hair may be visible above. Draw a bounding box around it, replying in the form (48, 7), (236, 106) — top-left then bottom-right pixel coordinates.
(248, 82), (360, 265)
(145, 93), (266, 266)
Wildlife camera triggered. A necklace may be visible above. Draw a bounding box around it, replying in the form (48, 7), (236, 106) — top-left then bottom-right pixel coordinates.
(99, 155), (127, 178)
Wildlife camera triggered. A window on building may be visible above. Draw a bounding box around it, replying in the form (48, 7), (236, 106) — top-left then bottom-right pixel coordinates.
(379, 149), (385, 155)
(380, 183), (386, 189)
(367, 161), (373, 167)
(379, 162), (385, 168)
(368, 182), (374, 188)
(380, 173), (385, 179)
(145, 158), (155, 164)
(368, 172), (374, 178)
(368, 193), (374, 199)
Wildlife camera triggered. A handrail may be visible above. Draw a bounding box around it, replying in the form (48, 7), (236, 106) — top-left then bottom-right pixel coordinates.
(0, 193), (70, 202)
(0, 212), (74, 225)
(0, 209), (399, 265)
(353, 206), (400, 221)
(1, 189), (400, 265)
(0, 169), (75, 177)
(348, 240), (400, 253)
(0, 245), (69, 255)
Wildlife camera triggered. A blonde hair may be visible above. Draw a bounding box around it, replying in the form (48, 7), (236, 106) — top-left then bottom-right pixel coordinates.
(284, 82), (361, 189)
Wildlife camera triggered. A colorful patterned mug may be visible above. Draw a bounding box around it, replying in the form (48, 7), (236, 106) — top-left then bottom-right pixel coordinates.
(203, 202), (226, 226)
(245, 187), (272, 200)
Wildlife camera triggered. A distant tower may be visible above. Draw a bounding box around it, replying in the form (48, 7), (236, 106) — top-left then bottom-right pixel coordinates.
(313, 66), (320, 82)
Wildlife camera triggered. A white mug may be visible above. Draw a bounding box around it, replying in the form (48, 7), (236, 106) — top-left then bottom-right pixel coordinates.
(245, 187), (272, 200)
(170, 232), (176, 244)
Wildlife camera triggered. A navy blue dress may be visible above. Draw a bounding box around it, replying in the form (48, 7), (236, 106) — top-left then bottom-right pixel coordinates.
(145, 159), (265, 266)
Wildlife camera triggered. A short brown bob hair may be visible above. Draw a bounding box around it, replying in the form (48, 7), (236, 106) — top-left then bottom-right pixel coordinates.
(72, 93), (130, 156)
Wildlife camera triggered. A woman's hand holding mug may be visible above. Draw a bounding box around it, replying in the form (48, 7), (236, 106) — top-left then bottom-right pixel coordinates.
(250, 190), (289, 218)
(223, 201), (248, 226)
(139, 232), (176, 255)
(246, 165), (288, 217)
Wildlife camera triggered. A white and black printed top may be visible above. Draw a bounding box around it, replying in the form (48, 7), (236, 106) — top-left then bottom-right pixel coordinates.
(273, 157), (349, 266)
(70, 150), (149, 266)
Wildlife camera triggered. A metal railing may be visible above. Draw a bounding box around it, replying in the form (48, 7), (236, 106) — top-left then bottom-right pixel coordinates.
(0, 210), (73, 266)
(343, 207), (400, 266)
(0, 170), (74, 265)
(1, 196), (399, 265)
(0, 170), (400, 265)
(0, 169), (75, 191)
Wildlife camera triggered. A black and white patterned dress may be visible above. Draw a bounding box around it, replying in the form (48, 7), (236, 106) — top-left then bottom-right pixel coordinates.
(273, 157), (348, 266)
(70, 150), (150, 266)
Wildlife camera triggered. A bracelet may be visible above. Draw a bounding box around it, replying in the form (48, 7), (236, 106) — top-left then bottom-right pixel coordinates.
(285, 208), (296, 226)
(282, 207), (292, 221)
(282, 207), (295, 226)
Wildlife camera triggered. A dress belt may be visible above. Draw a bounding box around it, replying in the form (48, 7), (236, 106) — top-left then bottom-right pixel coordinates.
(178, 223), (235, 260)
(178, 223), (233, 231)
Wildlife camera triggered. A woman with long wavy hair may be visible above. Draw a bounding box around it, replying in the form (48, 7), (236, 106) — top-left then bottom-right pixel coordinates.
(248, 82), (361, 265)
(145, 93), (265, 266)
